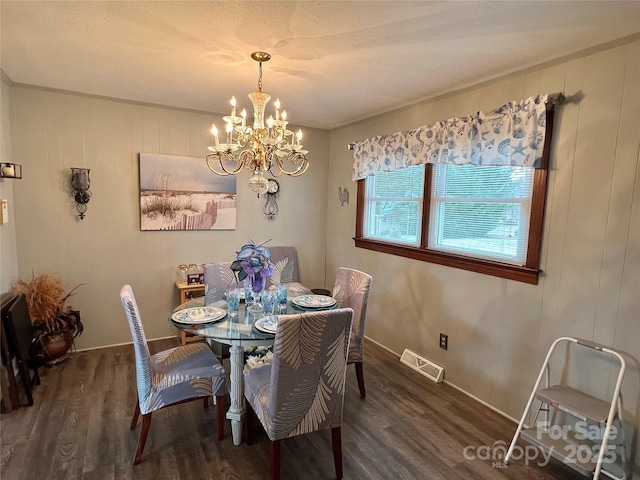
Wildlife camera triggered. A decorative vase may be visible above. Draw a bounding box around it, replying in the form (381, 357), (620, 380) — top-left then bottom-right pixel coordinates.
(40, 330), (74, 365)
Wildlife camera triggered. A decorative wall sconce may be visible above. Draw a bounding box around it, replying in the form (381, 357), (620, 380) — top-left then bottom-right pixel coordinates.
(71, 168), (91, 220)
(263, 178), (279, 220)
(1, 163), (22, 179)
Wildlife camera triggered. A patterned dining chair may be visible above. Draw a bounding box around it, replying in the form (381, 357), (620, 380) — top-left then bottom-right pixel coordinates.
(332, 267), (372, 398)
(120, 285), (227, 464)
(244, 308), (354, 480)
(202, 262), (241, 358)
(266, 246), (312, 294)
(174, 262), (240, 348)
(203, 261), (241, 304)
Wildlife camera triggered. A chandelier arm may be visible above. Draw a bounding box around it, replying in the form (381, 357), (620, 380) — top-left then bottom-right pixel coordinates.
(206, 152), (245, 175)
(289, 159), (310, 176)
(274, 153), (309, 176)
(219, 152), (246, 175)
(291, 155), (310, 176)
(206, 153), (231, 176)
(235, 135), (249, 148)
(238, 149), (260, 172)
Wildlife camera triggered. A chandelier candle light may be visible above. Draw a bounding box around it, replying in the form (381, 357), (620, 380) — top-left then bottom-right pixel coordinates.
(206, 52), (309, 197)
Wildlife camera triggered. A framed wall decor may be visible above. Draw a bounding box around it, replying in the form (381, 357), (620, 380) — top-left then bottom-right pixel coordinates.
(139, 153), (237, 231)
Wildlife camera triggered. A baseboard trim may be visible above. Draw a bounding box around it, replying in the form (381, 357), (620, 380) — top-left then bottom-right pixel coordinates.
(365, 335), (402, 357)
(72, 335), (178, 353)
(442, 379), (519, 424)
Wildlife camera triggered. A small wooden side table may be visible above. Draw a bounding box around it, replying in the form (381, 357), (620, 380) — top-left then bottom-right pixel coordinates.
(174, 281), (205, 345)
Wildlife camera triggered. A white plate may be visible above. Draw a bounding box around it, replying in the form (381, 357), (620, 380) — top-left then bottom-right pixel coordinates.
(291, 294), (337, 309)
(254, 315), (279, 334)
(171, 306), (226, 325)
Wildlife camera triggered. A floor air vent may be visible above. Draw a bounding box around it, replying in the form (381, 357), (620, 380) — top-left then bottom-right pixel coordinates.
(400, 349), (444, 383)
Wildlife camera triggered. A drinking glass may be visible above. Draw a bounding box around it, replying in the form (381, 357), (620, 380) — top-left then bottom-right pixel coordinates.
(276, 283), (288, 314)
(243, 279), (253, 305)
(225, 288), (241, 316)
(262, 290), (276, 316)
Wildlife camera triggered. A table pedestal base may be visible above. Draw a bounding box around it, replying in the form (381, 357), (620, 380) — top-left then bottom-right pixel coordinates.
(226, 345), (245, 445)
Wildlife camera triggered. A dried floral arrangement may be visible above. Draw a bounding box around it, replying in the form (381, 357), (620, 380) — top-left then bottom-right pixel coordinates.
(11, 272), (84, 335)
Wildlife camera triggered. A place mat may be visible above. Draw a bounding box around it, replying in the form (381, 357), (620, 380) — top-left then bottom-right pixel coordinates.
(171, 306), (227, 325)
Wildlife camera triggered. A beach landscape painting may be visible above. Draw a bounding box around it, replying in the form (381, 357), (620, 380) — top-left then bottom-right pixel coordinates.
(139, 153), (236, 231)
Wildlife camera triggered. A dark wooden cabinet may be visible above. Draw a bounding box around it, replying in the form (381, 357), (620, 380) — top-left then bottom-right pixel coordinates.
(1, 292), (40, 411)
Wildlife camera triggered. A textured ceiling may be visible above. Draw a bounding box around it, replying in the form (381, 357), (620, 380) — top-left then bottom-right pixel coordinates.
(1, 1), (639, 130)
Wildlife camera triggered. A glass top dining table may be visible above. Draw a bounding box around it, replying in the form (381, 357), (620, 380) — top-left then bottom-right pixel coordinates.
(169, 299), (280, 344)
(169, 297), (337, 445)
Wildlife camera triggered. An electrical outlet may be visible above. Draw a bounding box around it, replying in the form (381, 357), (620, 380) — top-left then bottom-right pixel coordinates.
(439, 333), (448, 350)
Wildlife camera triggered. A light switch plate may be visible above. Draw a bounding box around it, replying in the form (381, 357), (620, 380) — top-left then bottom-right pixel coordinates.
(1, 199), (8, 224)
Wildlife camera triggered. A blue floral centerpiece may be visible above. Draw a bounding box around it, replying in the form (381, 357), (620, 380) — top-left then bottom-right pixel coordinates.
(230, 240), (275, 293)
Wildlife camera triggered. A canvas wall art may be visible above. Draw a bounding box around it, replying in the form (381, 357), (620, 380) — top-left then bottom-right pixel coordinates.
(139, 153), (237, 231)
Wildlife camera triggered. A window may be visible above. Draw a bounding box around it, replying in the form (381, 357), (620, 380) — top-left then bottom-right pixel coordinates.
(429, 163), (535, 265)
(356, 160), (549, 283)
(363, 165), (424, 246)
(356, 161), (548, 283)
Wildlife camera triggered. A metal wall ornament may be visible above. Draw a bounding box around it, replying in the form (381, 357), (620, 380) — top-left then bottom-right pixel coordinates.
(71, 168), (91, 220)
(338, 186), (349, 206)
(263, 178), (279, 220)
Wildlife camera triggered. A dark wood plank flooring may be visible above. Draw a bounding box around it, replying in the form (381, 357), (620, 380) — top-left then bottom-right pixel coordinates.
(1, 338), (583, 479)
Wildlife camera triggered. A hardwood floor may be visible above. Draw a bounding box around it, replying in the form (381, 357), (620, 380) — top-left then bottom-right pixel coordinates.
(0, 338), (583, 479)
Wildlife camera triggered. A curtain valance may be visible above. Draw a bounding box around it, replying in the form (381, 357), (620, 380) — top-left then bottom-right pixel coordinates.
(352, 94), (553, 181)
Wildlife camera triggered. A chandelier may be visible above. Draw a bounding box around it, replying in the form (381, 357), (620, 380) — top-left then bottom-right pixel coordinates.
(206, 52), (309, 197)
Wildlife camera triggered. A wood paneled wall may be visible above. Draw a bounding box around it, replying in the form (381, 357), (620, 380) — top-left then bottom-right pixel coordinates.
(6, 89), (329, 350)
(326, 38), (640, 471)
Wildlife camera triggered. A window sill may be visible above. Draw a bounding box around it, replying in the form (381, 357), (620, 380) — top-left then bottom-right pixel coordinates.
(354, 237), (540, 284)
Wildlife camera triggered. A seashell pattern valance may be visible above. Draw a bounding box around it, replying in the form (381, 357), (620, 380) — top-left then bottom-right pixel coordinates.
(352, 94), (561, 181)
